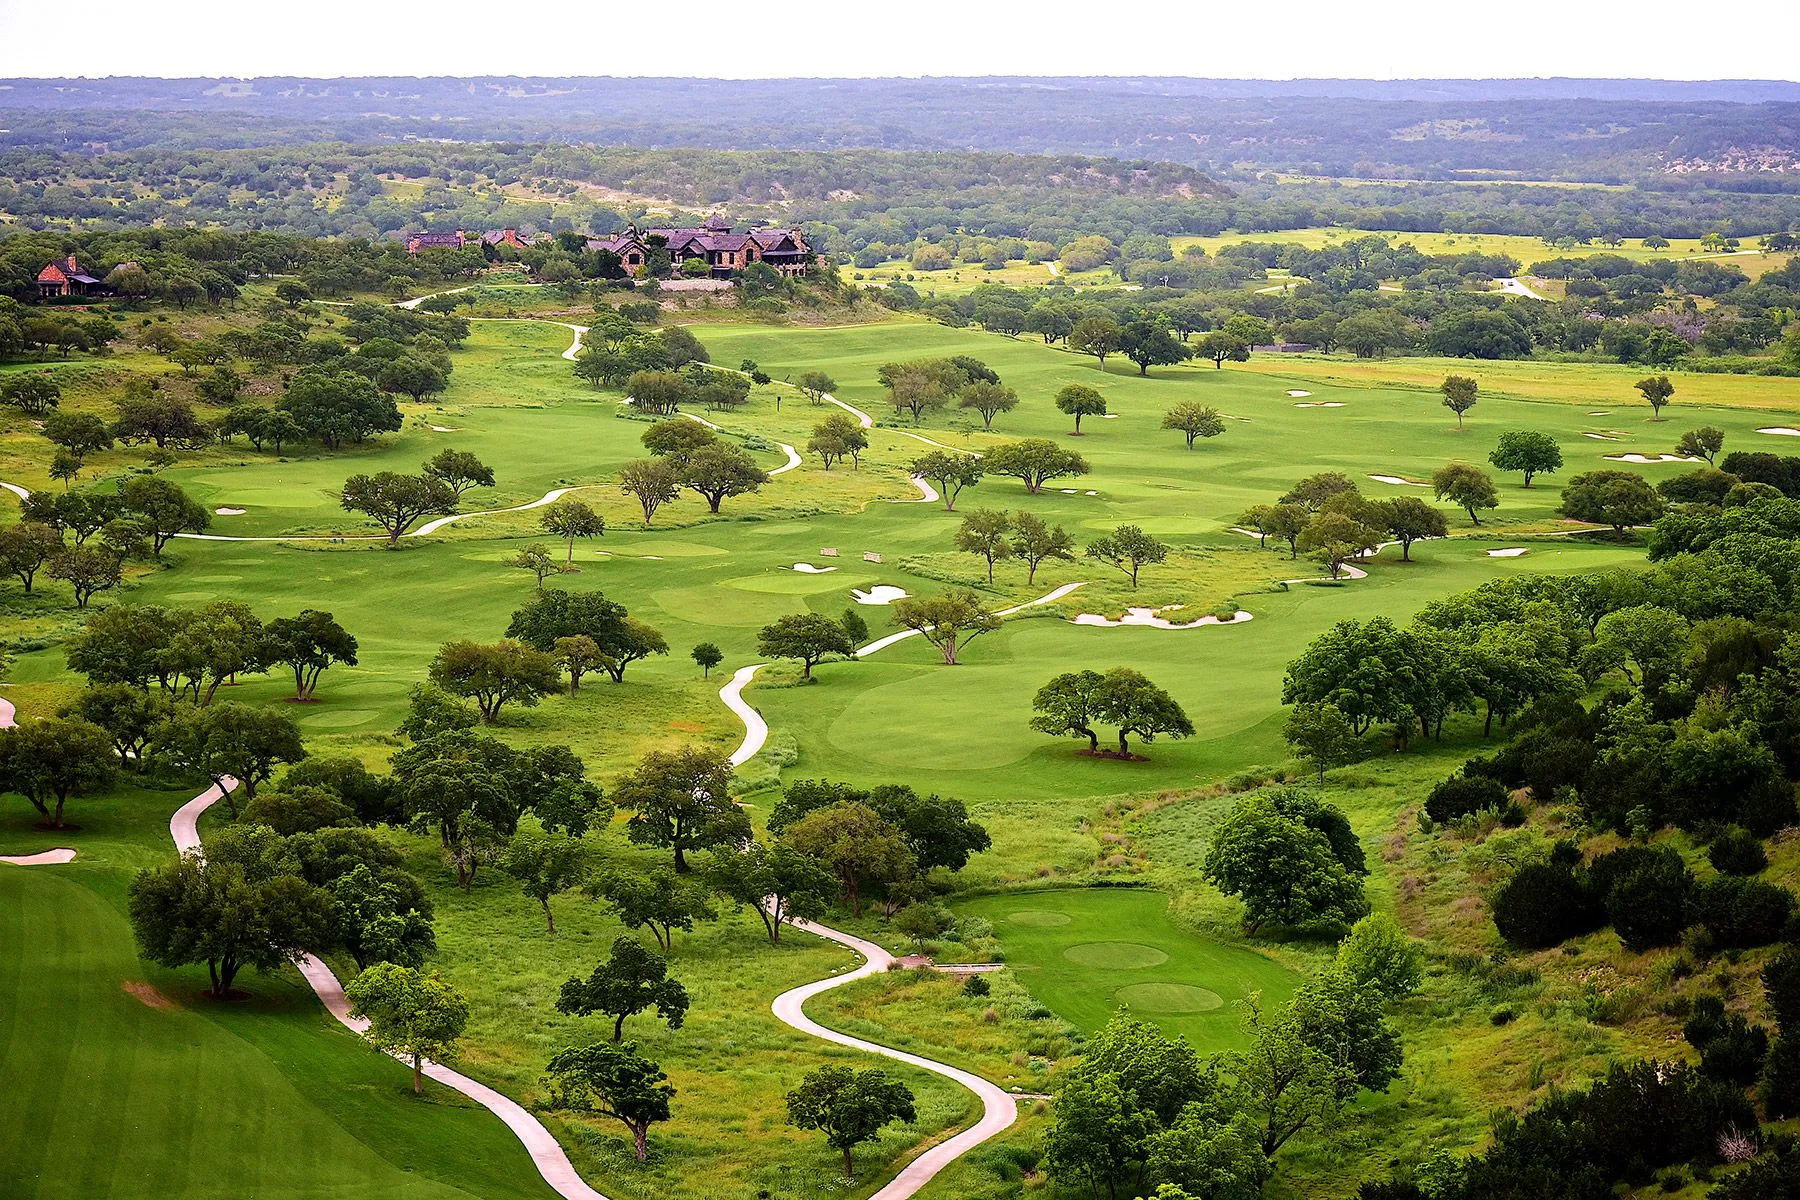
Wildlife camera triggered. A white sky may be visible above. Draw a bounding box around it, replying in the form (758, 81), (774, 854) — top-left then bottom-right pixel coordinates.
(0, 0), (1796, 81)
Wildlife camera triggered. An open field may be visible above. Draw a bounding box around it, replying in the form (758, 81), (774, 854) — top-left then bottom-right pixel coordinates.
(1170, 226), (1792, 267)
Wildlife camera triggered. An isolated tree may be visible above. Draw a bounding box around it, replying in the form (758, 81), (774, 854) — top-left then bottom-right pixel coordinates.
(279, 368), (401, 448)
(557, 935), (690, 1041)
(758, 613), (855, 679)
(786, 1066), (917, 1182)
(1087, 525), (1167, 589)
(588, 866), (717, 951)
(1161, 401), (1226, 449)
(44, 410), (114, 459)
(1203, 792), (1370, 934)
(1030, 669), (1108, 753)
(807, 412), (868, 470)
(909, 450), (983, 512)
(985, 439), (1089, 494)
(1637, 374), (1676, 419)
(1489, 430), (1564, 487)
(543, 1041), (676, 1162)
(422, 449), (495, 501)
(1100, 668), (1194, 756)
(705, 840), (837, 944)
(691, 642), (723, 678)
(955, 509), (1014, 583)
(957, 380), (1018, 429)
(540, 497), (605, 566)
(511, 544), (560, 590)
(1069, 315), (1122, 370)
(640, 418), (717, 466)
(0, 716), (116, 829)
(614, 747), (747, 872)
(1195, 328), (1250, 368)
(155, 701), (305, 806)
(1561, 469), (1664, 533)
(0, 522), (64, 592)
(1440, 375), (1478, 428)
(794, 370), (837, 405)
(502, 827), (592, 933)
(114, 391), (212, 449)
(427, 639), (560, 724)
(1011, 511), (1076, 584)
(344, 963), (471, 1096)
(1676, 426), (1725, 465)
(1284, 702), (1357, 784)
(595, 617), (668, 683)
(681, 444), (766, 513)
(1376, 496), (1447, 561)
(0, 373), (61, 415)
(1119, 319), (1188, 375)
(1333, 913), (1424, 1001)
(619, 458), (681, 526)
(119, 476), (211, 553)
(890, 589), (1002, 665)
(1431, 463), (1499, 525)
(340, 472), (457, 546)
(127, 824), (330, 997)
(1055, 383), (1108, 433)
(262, 610), (358, 701)
(553, 635), (604, 694)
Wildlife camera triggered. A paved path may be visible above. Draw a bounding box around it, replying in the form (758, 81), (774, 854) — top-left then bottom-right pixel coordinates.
(681, 412), (803, 476)
(771, 919), (1020, 1200)
(1495, 277), (1549, 300)
(720, 664), (770, 765)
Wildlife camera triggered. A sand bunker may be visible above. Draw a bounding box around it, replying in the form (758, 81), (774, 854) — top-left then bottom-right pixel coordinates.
(791, 563), (837, 574)
(0, 848), (77, 866)
(1588, 411), (1610, 416)
(1368, 474), (1426, 487)
(1605, 453), (1702, 464)
(852, 585), (909, 605)
(1583, 432), (1621, 441)
(1101, 413), (1120, 419)
(1487, 548), (1530, 558)
(1295, 401), (1346, 408)
(1084, 490), (1099, 496)
(1286, 390), (1313, 397)
(1072, 605), (1254, 630)
(1758, 427), (1800, 437)
(639, 555), (664, 560)
(428, 424), (462, 432)
(214, 507), (246, 516)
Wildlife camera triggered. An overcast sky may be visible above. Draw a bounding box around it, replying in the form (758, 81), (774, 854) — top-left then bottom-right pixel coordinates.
(1, 0), (1796, 81)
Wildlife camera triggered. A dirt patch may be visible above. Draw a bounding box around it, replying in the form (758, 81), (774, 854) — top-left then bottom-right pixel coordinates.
(667, 721), (706, 733)
(123, 980), (175, 1010)
(1075, 748), (1150, 762)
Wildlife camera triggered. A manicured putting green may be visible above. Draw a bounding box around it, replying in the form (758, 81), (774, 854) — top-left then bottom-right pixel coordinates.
(957, 887), (1301, 1051)
(1062, 942), (1169, 969)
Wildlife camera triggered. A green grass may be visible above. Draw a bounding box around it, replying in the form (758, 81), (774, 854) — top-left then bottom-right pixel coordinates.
(952, 889), (1301, 1053)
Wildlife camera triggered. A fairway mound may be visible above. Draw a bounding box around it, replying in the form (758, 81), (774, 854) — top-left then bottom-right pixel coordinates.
(214, 507), (246, 515)
(0, 848), (77, 865)
(122, 980), (175, 1009)
(852, 585), (909, 605)
(1368, 474), (1427, 486)
(791, 563), (837, 573)
(1286, 389), (1312, 397)
(1007, 910), (1074, 927)
(1487, 548), (1530, 557)
(1294, 401), (1345, 408)
(1072, 606), (1253, 630)
(1606, 453), (1702, 464)
(1115, 982), (1225, 1014)
(1758, 427), (1800, 437)
(1063, 942), (1170, 969)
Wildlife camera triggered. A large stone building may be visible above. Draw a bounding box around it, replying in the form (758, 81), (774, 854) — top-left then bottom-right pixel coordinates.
(587, 218), (813, 278)
(36, 255), (107, 298)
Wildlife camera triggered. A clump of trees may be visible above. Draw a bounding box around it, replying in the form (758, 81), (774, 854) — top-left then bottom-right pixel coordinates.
(1030, 667), (1193, 758)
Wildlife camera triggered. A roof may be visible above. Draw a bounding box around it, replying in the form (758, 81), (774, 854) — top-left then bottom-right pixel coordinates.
(408, 231), (466, 249)
(585, 234), (642, 255)
(38, 255), (101, 284)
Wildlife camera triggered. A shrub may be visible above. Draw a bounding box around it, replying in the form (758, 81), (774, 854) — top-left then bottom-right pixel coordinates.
(962, 974), (991, 998)
(1707, 826), (1769, 876)
(1590, 845), (1694, 953)
(1492, 861), (1604, 949)
(1694, 876), (1793, 949)
(1425, 774), (1510, 824)
(1683, 995), (1769, 1086)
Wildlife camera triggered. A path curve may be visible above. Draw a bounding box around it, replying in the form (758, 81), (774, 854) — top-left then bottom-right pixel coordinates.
(894, 430), (982, 458)
(170, 778), (610, 1200)
(680, 413), (803, 477)
(771, 920), (1019, 1199)
(720, 664), (770, 766)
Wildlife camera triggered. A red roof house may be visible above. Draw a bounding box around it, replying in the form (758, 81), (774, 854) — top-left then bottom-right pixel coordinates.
(36, 255), (107, 299)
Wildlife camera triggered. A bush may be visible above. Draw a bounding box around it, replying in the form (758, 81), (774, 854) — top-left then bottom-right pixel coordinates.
(1708, 826), (1769, 876)
(962, 974), (991, 998)
(1492, 861), (1604, 949)
(1763, 1034), (1800, 1118)
(1683, 995), (1769, 1086)
(1694, 876), (1793, 949)
(1589, 845), (1694, 953)
(1425, 773), (1510, 824)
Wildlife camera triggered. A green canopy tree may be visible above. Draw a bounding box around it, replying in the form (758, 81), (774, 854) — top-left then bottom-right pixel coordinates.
(540, 497), (605, 566)
(890, 589), (1002, 665)
(344, 963), (471, 1095)
(262, 610), (358, 701)
(1160, 401), (1226, 449)
(1440, 375), (1478, 428)
(1489, 430), (1564, 488)
(543, 1041), (676, 1162)
(1431, 463), (1499, 525)
(785, 1066), (917, 1182)
(1203, 791), (1370, 934)
(614, 747), (748, 872)
(501, 827), (592, 933)
(758, 613), (855, 679)
(557, 935), (690, 1042)
(1055, 383), (1108, 433)
(421, 449), (495, 501)
(908, 450), (983, 512)
(1087, 525), (1167, 589)
(340, 472), (457, 546)
(0, 716), (116, 829)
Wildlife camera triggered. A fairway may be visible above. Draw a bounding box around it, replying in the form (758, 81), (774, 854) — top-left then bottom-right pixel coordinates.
(954, 888), (1301, 1051)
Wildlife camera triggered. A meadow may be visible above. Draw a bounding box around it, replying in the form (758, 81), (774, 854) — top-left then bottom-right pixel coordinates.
(5, 306), (1798, 1200)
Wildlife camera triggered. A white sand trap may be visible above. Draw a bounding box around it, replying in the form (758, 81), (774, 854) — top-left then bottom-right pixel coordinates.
(1606, 453), (1702, 464)
(1583, 432), (1621, 440)
(1487, 548), (1530, 558)
(1060, 488), (1079, 494)
(639, 555), (663, 560)
(1286, 390), (1313, 397)
(1295, 401), (1346, 408)
(1, 848), (77, 865)
(852, 585), (909, 605)
(1100, 413), (1120, 419)
(428, 425), (462, 432)
(214, 507), (246, 515)
(1757, 427), (1800, 437)
(1084, 490), (1099, 496)
(1073, 606), (1254, 630)
(1368, 474), (1426, 487)
(1588, 411), (1610, 416)
(791, 563), (838, 574)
